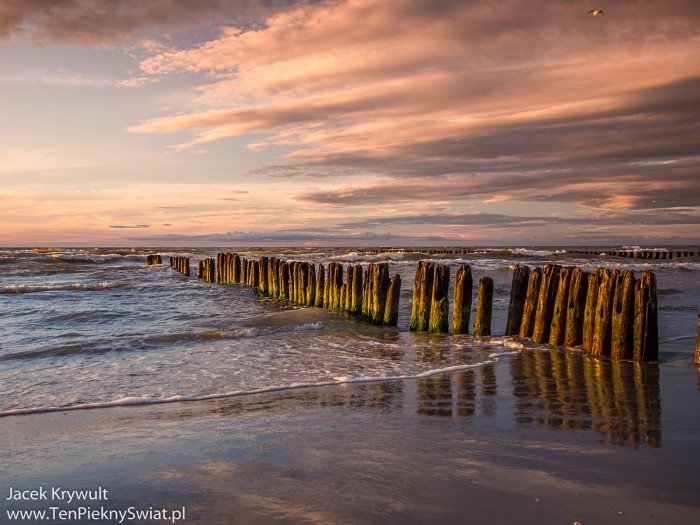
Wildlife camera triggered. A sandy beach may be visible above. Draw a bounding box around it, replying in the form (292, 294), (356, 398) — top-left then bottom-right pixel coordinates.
(3, 347), (699, 525)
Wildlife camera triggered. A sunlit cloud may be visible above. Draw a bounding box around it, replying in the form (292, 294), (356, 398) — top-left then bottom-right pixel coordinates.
(1, 0), (698, 245)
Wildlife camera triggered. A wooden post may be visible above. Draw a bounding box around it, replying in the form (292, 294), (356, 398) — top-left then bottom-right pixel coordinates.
(315, 264), (325, 307)
(260, 256), (269, 294)
(410, 261), (435, 331)
(351, 264), (363, 315)
(564, 268), (588, 348)
(519, 267), (542, 339)
(383, 274), (401, 326)
(345, 265), (355, 312)
(323, 263), (333, 308)
(591, 269), (619, 356)
(532, 265), (561, 344)
(474, 276), (493, 337)
(549, 266), (573, 346)
(279, 261), (289, 299)
(633, 270), (658, 362)
(505, 265), (530, 336)
(333, 263), (344, 309)
(453, 264), (473, 335)
(611, 270), (635, 359)
(340, 283), (347, 310)
(370, 263), (390, 325)
(428, 264), (450, 333)
(197, 260), (204, 279)
(306, 262), (316, 306)
(582, 271), (600, 352)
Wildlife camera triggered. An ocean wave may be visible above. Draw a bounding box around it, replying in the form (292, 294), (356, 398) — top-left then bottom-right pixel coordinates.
(0, 282), (120, 294)
(0, 350), (515, 418)
(0, 319), (329, 363)
(510, 248), (567, 257)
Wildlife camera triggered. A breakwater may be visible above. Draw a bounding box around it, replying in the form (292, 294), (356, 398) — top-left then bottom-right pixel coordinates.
(188, 253), (401, 327)
(355, 247), (699, 259)
(156, 254), (683, 362)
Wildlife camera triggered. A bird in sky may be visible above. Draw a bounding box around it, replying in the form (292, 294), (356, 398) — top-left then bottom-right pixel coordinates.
(587, 10), (605, 16)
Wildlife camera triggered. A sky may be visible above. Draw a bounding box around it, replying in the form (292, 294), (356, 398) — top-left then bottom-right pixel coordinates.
(0, 0), (699, 247)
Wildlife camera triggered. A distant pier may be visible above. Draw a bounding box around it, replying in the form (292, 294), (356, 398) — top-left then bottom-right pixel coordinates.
(354, 247), (699, 259)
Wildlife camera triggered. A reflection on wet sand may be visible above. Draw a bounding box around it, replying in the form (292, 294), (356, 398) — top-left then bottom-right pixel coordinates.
(417, 365), (497, 417)
(209, 380), (404, 418)
(511, 349), (661, 448)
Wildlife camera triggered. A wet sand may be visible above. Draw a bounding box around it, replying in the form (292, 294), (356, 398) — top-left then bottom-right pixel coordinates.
(3, 348), (700, 525)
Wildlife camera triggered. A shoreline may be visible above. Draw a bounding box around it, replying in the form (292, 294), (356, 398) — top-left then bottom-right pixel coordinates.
(3, 348), (699, 524)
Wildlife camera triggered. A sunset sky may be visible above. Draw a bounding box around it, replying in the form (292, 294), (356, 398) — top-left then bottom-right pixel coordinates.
(1, 0), (698, 247)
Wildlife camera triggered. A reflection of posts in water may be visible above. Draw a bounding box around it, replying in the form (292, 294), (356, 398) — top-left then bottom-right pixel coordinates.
(212, 381), (404, 417)
(417, 375), (454, 416)
(511, 349), (661, 447)
(479, 365), (497, 416)
(416, 366), (497, 418)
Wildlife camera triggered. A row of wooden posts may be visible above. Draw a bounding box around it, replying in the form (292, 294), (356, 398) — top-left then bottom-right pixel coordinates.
(505, 265), (658, 362)
(154, 254), (670, 363)
(569, 249), (699, 259)
(169, 256), (190, 276)
(194, 253), (402, 326)
(146, 254), (162, 265)
(408, 262), (494, 337)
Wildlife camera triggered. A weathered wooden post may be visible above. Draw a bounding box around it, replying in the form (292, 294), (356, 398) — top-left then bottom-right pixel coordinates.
(428, 264), (450, 333)
(251, 259), (260, 288)
(633, 270), (658, 362)
(351, 264), (363, 315)
(332, 263), (344, 309)
(216, 253), (223, 283)
(306, 262), (316, 306)
(315, 264), (325, 307)
(410, 261), (435, 331)
(279, 261), (289, 299)
(582, 271), (600, 352)
(611, 270), (635, 359)
(453, 264), (473, 335)
(383, 274), (401, 326)
(505, 265), (530, 336)
(241, 258), (248, 284)
(532, 265), (561, 344)
(345, 265), (355, 312)
(370, 263), (390, 325)
(197, 260), (204, 279)
(260, 256), (269, 294)
(549, 266), (573, 346)
(519, 267), (542, 339)
(564, 268), (588, 348)
(474, 276), (493, 337)
(591, 269), (619, 356)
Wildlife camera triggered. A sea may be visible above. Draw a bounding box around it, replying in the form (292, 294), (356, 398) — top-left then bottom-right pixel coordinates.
(1, 246), (698, 417)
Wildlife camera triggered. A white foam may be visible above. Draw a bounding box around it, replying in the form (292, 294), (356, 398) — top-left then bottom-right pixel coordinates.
(0, 351), (518, 418)
(0, 282), (118, 294)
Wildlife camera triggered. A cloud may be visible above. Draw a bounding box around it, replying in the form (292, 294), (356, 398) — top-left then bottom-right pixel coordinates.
(0, 0), (305, 45)
(125, 0), (700, 216)
(110, 224), (150, 229)
(124, 228), (449, 246)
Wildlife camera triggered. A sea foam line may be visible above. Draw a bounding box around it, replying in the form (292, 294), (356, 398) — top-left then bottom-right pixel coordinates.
(0, 351), (518, 418)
